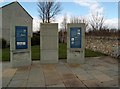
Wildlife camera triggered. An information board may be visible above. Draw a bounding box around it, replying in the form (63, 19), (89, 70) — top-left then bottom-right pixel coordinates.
(15, 26), (28, 49)
(70, 27), (82, 48)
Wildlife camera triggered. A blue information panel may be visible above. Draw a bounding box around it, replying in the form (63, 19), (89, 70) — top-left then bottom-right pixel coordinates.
(70, 27), (82, 48)
(15, 26), (28, 49)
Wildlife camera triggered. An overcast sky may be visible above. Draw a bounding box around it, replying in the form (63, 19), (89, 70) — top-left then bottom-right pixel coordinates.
(0, 0), (119, 31)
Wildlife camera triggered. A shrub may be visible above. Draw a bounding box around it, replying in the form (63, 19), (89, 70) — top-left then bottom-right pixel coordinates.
(0, 38), (7, 49)
(31, 35), (40, 46)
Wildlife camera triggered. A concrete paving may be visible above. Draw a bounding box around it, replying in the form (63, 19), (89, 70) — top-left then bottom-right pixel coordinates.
(2, 56), (118, 88)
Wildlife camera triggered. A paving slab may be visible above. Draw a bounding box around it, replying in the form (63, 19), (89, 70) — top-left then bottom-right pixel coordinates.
(101, 80), (118, 87)
(2, 56), (118, 88)
(67, 67), (87, 75)
(102, 70), (118, 77)
(82, 80), (103, 87)
(2, 68), (17, 78)
(56, 63), (72, 74)
(61, 73), (77, 80)
(2, 68), (17, 87)
(93, 74), (113, 82)
(76, 74), (88, 81)
(2, 78), (11, 87)
(46, 83), (65, 87)
(63, 78), (86, 87)
(42, 64), (63, 86)
(6, 87), (26, 89)
(95, 66), (109, 71)
(12, 72), (29, 80)
(100, 56), (118, 64)
(28, 62), (44, 83)
(88, 70), (105, 75)
(8, 79), (27, 87)
(44, 72), (62, 86)
(12, 66), (30, 81)
(27, 82), (45, 87)
(79, 64), (94, 71)
(28, 69), (44, 83)
(76, 73), (95, 81)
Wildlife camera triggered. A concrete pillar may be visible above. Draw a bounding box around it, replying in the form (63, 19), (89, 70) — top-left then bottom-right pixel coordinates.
(40, 23), (58, 63)
(67, 23), (85, 64)
(10, 18), (32, 67)
(10, 26), (32, 67)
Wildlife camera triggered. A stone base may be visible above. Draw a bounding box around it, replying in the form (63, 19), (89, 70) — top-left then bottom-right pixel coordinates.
(40, 50), (58, 64)
(10, 50), (31, 68)
(40, 60), (58, 64)
(67, 51), (85, 64)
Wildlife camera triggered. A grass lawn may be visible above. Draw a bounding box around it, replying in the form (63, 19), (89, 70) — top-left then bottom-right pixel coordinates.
(85, 49), (107, 57)
(1, 48), (10, 61)
(31, 45), (40, 60)
(59, 43), (67, 59)
(1, 43), (106, 61)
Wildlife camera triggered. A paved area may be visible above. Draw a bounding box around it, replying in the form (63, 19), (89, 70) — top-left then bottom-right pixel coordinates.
(2, 56), (118, 88)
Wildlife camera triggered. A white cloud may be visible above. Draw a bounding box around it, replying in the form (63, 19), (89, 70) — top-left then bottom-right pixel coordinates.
(54, 15), (64, 29)
(74, 0), (97, 6)
(104, 18), (118, 29)
(73, 0), (104, 22)
(54, 12), (72, 29)
(56, 0), (119, 2)
(74, 0), (104, 15)
(0, 0), (4, 2)
(33, 17), (41, 32)
(73, 0), (118, 29)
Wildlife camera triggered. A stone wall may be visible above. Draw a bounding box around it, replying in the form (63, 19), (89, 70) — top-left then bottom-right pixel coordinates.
(85, 36), (119, 58)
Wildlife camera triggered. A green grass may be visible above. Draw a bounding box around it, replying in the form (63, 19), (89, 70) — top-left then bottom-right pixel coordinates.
(1, 43), (106, 61)
(31, 45), (40, 60)
(1, 47), (10, 61)
(59, 43), (67, 59)
(85, 49), (107, 57)
(58, 43), (106, 58)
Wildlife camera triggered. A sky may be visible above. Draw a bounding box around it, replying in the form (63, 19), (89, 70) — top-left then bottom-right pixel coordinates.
(0, 0), (119, 31)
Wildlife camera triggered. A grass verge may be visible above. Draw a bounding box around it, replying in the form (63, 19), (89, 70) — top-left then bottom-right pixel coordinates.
(1, 43), (106, 61)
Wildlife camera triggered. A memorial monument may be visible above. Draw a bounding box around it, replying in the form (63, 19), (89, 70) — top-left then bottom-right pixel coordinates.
(1, 2), (33, 67)
(67, 23), (85, 64)
(40, 23), (58, 63)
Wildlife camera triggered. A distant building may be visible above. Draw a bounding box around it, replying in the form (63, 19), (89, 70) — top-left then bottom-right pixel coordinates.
(0, 1), (33, 45)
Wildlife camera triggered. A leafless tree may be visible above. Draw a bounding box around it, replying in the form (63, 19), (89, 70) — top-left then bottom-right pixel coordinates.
(70, 16), (88, 31)
(89, 11), (105, 31)
(81, 17), (88, 28)
(70, 16), (81, 23)
(38, 0), (62, 23)
(61, 14), (67, 31)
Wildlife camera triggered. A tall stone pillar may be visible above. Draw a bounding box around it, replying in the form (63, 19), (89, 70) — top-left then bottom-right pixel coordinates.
(10, 25), (32, 67)
(40, 23), (58, 63)
(67, 23), (85, 64)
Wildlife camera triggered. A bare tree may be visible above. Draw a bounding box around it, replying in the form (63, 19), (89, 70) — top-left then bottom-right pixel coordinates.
(70, 16), (81, 23)
(38, 0), (62, 23)
(81, 18), (88, 28)
(70, 16), (88, 31)
(61, 14), (67, 31)
(89, 11), (105, 31)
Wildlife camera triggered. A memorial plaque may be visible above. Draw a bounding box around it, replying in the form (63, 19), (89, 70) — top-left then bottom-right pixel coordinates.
(15, 26), (28, 49)
(67, 23), (85, 64)
(70, 27), (82, 48)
